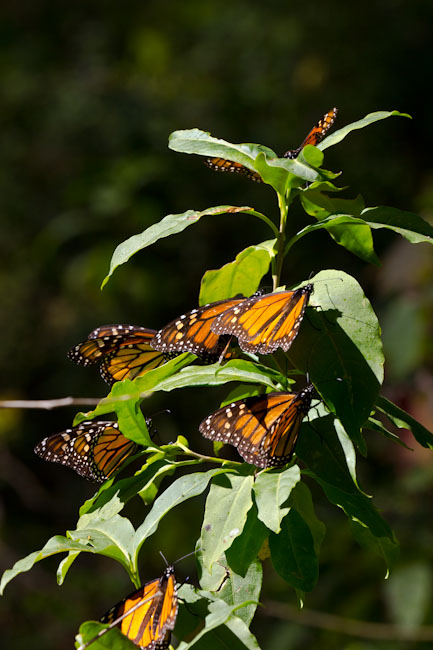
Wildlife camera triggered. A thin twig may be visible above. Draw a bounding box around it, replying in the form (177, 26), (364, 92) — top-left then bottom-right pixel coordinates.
(0, 397), (102, 410)
(262, 601), (433, 642)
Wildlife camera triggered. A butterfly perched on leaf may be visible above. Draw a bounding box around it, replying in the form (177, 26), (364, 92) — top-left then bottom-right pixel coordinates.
(68, 325), (170, 385)
(211, 284), (313, 354)
(283, 107), (338, 159)
(205, 107), (337, 182)
(151, 297), (247, 361)
(100, 565), (178, 650)
(34, 420), (150, 482)
(199, 385), (314, 468)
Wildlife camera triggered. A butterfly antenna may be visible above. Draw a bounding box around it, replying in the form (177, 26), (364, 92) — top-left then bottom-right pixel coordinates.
(172, 549), (200, 566)
(159, 550), (169, 567)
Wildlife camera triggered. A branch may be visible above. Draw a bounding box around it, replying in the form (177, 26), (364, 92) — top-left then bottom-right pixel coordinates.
(0, 397), (102, 410)
(262, 601), (433, 641)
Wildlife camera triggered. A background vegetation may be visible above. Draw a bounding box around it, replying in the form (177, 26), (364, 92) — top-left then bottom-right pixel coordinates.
(1, 1), (432, 649)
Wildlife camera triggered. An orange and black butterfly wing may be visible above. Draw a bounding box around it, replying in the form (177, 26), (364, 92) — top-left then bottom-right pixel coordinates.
(212, 285), (313, 354)
(283, 108), (338, 159)
(151, 298), (244, 360)
(101, 566), (178, 650)
(34, 421), (140, 482)
(204, 157), (262, 182)
(200, 386), (314, 468)
(68, 325), (168, 385)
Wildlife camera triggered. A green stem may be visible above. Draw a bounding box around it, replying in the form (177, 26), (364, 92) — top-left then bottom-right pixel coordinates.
(175, 441), (243, 466)
(247, 209), (280, 238)
(272, 192), (289, 290)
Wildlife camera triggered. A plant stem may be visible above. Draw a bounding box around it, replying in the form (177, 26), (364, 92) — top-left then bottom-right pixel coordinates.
(272, 192), (289, 290)
(175, 441), (242, 466)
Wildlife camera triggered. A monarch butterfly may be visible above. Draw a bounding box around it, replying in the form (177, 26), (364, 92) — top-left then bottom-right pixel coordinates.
(204, 157), (262, 182)
(283, 107), (338, 159)
(211, 285), (313, 355)
(199, 385), (314, 468)
(205, 108), (337, 181)
(151, 297), (246, 360)
(68, 325), (169, 385)
(100, 565), (178, 650)
(34, 420), (149, 482)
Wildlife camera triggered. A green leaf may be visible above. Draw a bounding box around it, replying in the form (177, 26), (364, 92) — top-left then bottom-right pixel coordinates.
(225, 504), (269, 576)
(333, 418), (364, 492)
(350, 520), (399, 575)
(300, 191), (378, 264)
(365, 417), (413, 450)
(361, 206), (433, 244)
(1, 536), (103, 594)
(269, 509), (318, 591)
(147, 359), (285, 393)
(103, 206), (254, 286)
(176, 598), (260, 650)
(199, 241), (276, 305)
(376, 396), (433, 448)
(218, 556), (263, 627)
(132, 469), (227, 571)
(200, 473), (254, 581)
(76, 621), (137, 650)
(67, 514), (136, 577)
(319, 110), (411, 151)
(289, 482), (326, 556)
(57, 551), (80, 585)
(290, 270), (384, 448)
(253, 465), (301, 533)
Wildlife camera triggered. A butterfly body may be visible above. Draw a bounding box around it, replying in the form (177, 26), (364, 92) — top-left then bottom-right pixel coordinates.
(101, 565), (178, 650)
(211, 285), (313, 354)
(151, 298), (245, 361)
(68, 325), (168, 385)
(34, 420), (145, 482)
(204, 157), (262, 182)
(200, 385), (314, 468)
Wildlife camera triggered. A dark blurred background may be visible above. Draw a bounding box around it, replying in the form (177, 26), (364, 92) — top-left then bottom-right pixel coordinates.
(1, 1), (433, 649)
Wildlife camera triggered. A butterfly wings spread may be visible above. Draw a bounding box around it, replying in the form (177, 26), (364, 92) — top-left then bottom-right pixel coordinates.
(211, 286), (313, 354)
(200, 386), (314, 468)
(34, 421), (139, 482)
(68, 325), (167, 385)
(151, 298), (244, 360)
(101, 567), (178, 650)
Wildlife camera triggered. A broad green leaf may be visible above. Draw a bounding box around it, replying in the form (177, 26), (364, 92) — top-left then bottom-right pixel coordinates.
(79, 459), (176, 516)
(218, 556), (263, 626)
(199, 240), (276, 305)
(384, 562), (431, 629)
(67, 514), (136, 575)
(220, 383), (265, 406)
(361, 206), (433, 244)
(350, 521), (399, 575)
(319, 110), (411, 150)
(103, 206), (254, 286)
(132, 469), (227, 570)
(333, 418), (364, 492)
(57, 551), (80, 585)
(200, 473), (254, 578)
(148, 359), (285, 393)
(76, 622), (138, 650)
(269, 509), (318, 592)
(300, 191), (378, 264)
(176, 598), (259, 650)
(225, 504), (269, 576)
(376, 396), (433, 448)
(169, 128), (336, 194)
(289, 482), (326, 556)
(314, 477), (398, 560)
(1, 536), (103, 594)
(253, 465), (301, 533)
(289, 270), (384, 447)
